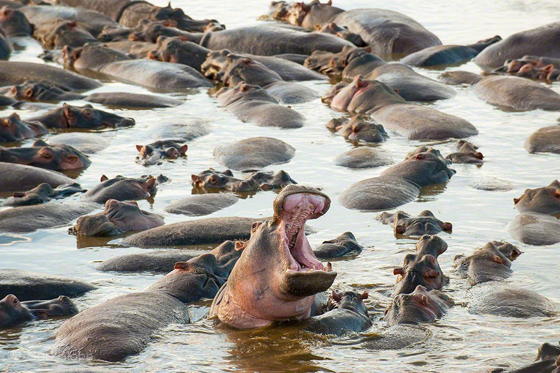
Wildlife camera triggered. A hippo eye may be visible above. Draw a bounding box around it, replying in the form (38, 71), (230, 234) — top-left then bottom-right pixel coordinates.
(41, 151), (53, 159)
(209, 175), (219, 185)
(82, 109), (94, 119)
(251, 222), (260, 232)
(12, 298), (18, 305)
(2, 119), (11, 127)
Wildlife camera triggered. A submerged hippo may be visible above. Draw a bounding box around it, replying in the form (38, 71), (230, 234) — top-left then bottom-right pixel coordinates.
(0, 140), (91, 171)
(2, 182), (84, 207)
(48, 133), (110, 154)
(54, 242), (241, 362)
(0, 112), (47, 143)
(0, 294), (78, 328)
(209, 185), (337, 329)
(0, 6), (33, 37)
(439, 71), (560, 111)
(304, 46), (386, 77)
(326, 116), (388, 143)
(392, 235), (448, 296)
(446, 140), (484, 165)
(378, 210), (452, 237)
(216, 82), (305, 129)
(324, 77), (477, 140)
(499, 342), (560, 373)
(29, 103), (135, 129)
(191, 169), (296, 193)
(315, 22), (366, 47)
(474, 22), (560, 71)
(0, 163), (75, 193)
(136, 140), (188, 166)
(213, 137), (296, 171)
(513, 180), (560, 215)
(302, 290), (371, 336)
(70, 199), (164, 237)
(81, 175), (156, 204)
(525, 125), (560, 154)
(385, 285), (454, 326)
(35, 19), (97, 49)
(98, 250), (201, 273)
(507, 212), (560, 246)
(165, 194), (239, 217)
(6, 80), (85, 102)
(334, 147), (393, 169)
(339, 147), (455, 211)
(313, 232), (363, 259)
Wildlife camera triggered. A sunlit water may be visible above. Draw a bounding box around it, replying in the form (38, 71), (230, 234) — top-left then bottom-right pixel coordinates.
(1, 0), (560, 372)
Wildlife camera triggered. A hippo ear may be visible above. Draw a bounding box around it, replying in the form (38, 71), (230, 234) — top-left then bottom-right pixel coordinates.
(136, 145), (143, 153)
(358, 291), (369, 300)
(518, 64), (533, 73)
(32, 309), (49, 320)
(513, 197), (520, 205)
(331, 290), (342, 302)
(174, 262), (190, 271)
(179, 144), (188, 155)
(145, 177), (156, 189)
(24, 88), (33, 98)
(542, 64), (555, 73)
(224, 170), (233, 176)
(65, 155), (79, 164)
(100, 175), (109, 182)
(147, 51), (158, 60)
(260, 183), (272, 191)
(393, 267), (405, 276)
(492, 255), (503, 264)
(191, 174), (199, 184)
(327, 0), (332, 5)
(393, 88), (400, 94)
(555, 190), (560, 198)
(234, 241), (246, 251)
(475, 152), (484, 159)
(440, 222), (453, 232)
(315, 24), (322, 31)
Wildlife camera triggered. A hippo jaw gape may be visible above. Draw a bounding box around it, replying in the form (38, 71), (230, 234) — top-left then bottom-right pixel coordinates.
(210, 185), (337, 329)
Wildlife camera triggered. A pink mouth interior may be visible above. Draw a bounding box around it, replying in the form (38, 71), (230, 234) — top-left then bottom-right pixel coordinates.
(280, 193), (327, 272)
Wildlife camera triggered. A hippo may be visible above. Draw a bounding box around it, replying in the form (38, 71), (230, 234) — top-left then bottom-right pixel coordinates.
(70, 199), (164, 237)
(202, 48), (326, 82)
(62, 43), (131, 73)
(327, 116), (387, 143)
(147, 120), (211, 143)
(0, 201), (97, 233)
(29, 103), (135, 129)
(200, 26), (354, 56)
(0, 294), (33, 328)
(302, 290), (371, 336)
(0, 112), (47, 143)
(97, 250), (202, 273)
(0, 269), (96, 301)
(209, 185), (337, 329)
(498, 342), (560, 373)
(149, 35), (213, 71)
(53, 242), (241, 362)
(313, 232), (363, 259)
(1, 294), (78, 328)
(377, 210), (452, 237)
(400, 36), (502, 68)
(334, 147), (393, 169)
(384, 285), (453, 326)
(210, 54), (318, 104)
(324, 77), (477, 140)
(0, 61), (101, 90)
(504, 63), (559, 82)
(339, 147), (455, 211)
(6, 81), (85, 102)
(513, 181), (560, 215)
(216, 82), (305, 129)
(392, 235), (447, 296)
(507, 212), (560, 246)
(272, 2), (441, 60)
(165, 194), (238, 217)
(213, 137), (296, 171)
(136, 140), (188, 166)
(0, 6), (33, 37)
(474, 22), (560, 71)
(55, 0), (224, 31)
(81, 175), (156, 204)
(0, 140), (90, 171)
(439, 71), (560, 111)
(191, 169), (296, 193)
(2, 182), (84, 207)
(0, 23), (9, 59)
(0, 163), (75, 193)
(305, 46), (386, 78)
(315, 22), (366, 47)
(35, 20), (97, 49)
(525, 125), (560, 154)
(85, 92), (183, 108)
(453, 241), (522, 285)
(123, 217), (262, 248)
(97, 19), (186, 43)
(48, 133), (110, 154)
(446, 140), (484, 165)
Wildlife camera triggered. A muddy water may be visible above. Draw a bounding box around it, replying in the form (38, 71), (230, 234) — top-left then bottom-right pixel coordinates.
(1, 0), (560, 372)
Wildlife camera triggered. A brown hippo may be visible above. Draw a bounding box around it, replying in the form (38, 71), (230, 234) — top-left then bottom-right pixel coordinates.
(81, 175), (156, 204)
(324, 77), (477, 140)
(70, 199), (164, 237)
(525, 125), (560, 154)
(392, 235), (448, 296)
(191, 168), (296, 193)
(446, 140), (484, 165)
(384, 285), (454, 326)
(0, 162), (75, 193)
(514, 181), (560, 215)
(0, 140), (90, 171)
(439, 71), (560, 111)
(29, 103), (135, 129)
(209, 185), (337, 329)
(304, 46), (386, 77)
(53, 242), (241, 362)
(1, 295), (78, 328)
(313, 232), (363, 259)
(136, 140), (188, 166)
(34, 20), (97, 49)
(377, 210), (452, 237)
(0, 112), (47, 143)
(0, 6), (33, 37)
(2, 182), (84, 207)
(326, 116), (388, 143)
(216, 82), (305, 129)
(474, 22), (560, 71)
(339, 147), (455, 211)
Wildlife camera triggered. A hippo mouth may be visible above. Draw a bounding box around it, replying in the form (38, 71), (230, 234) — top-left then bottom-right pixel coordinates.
(276, 191), (337, 297)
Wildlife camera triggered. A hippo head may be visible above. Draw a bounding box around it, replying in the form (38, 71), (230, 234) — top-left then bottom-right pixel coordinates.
(0, 113), (45, 140)
(140, 20), (183, 43)
(222, 55), (281, 86)
(513, 180), (560, 215)
(316, 22), (366, 47)
(0, 6), (34, 37)
(328, 290), (369, 316)
(39, 20), (93, 49)
(201, 49), (233, 79)
(97, 24), (134, 42)
(4, 182), (84, 207)
(385, 285), (453, 326)
(152, 3), (224, 33)
(249, 170), (297, 191)
(339, 116), (388, 143)
(8, 80), (62, 101)
(136, 140), (187, 166)
(457, 241), (522, 285)
(400, 146), (456, 186)
(0, 294), (33, 328)
(23, 295), (79, 318)
(215, 82), (275, 107)
(331, 76), (405, 113)
(191, 169), (256, 192)
(446, 140), (484, 164)
(151, 36), (194, 64)
(393, 235), (447, 296)
(304, 50), (341, 74)
(390, 210), (452, 237)
(58, 104), (135, 129)
(33, 140), (91, 170)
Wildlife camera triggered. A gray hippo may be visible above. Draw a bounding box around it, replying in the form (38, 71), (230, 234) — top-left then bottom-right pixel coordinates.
(97, 250), (204, 273)
(136, 140), (188, 166)
(494, 342), (560, 373)
(29, 103), (135, 129)
(209, 185), (337, 329)
(1, 294), (78, 329)
(446, 140), (484, 165)
(0, 6), (34, 37)
(70, 199), (164, 237)
(439, 71), (560, 111)
(216, 82), (305, 129)
(525, 125), (560, 154)
(474, 22), (560, 71)
(81, 175), (156, 204)
(48, 133), (110, 154)
(213, 137), (295, 171)
(339, 147), (455, 211)
(53, 242), (241, 362)
(377, 210), (452, 237)
(313, 232), (363, 259)
(34, 19), (97, 49)
(326, 116), (388, 143)
(305, 46), (385, 77)
(334, 147), (393, 169)
(165, 194), (238, 217)
(385, 285), (454, 326)
(191, 169), (296, 193)
(2, 183), (84, 207)
(324, 77), (477, 140)
(0, 163), (75, 193)
(0, 112), (47, 143)
(0, 140), (91, 171)
(513, 181), (560, 215)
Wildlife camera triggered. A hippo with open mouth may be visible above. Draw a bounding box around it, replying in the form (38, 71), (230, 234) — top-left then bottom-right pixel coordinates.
(209, 185), (337, 329)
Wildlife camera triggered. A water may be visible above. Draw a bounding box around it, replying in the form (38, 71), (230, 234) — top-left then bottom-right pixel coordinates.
(1, 0), (560, 372)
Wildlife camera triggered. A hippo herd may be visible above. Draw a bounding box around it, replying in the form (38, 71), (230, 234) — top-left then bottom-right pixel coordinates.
(0, 0), (559, 371)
